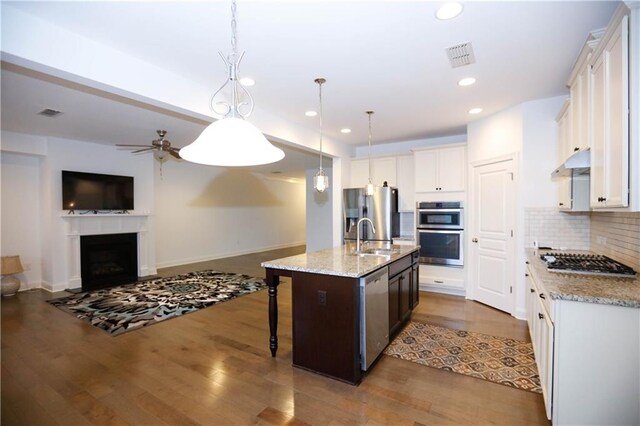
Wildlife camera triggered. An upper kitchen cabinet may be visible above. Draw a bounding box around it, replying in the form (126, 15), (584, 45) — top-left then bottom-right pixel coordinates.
(414, 145), (466, 193)
(349, 159), (370, 187)
(371, 157), (397, 187)
(396, 155), (415, 212)
(350, 157), (397, 188)
(590, 12), (629, 209)
(556, 99), (572, 169)
(567, 30), (604, 156)
(349, 156), (414, 211)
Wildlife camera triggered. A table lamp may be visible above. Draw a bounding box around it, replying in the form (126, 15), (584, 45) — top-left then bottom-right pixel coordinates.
(1, 255), (24, 297)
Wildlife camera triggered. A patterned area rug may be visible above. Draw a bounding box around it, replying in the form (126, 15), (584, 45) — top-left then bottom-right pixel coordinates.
(48, 270), (265, 336)
(384, 322), (541, 393)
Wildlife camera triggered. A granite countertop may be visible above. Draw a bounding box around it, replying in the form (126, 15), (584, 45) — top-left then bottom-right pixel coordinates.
(526, 249), (640, 309)
(261, 242), (420, 278)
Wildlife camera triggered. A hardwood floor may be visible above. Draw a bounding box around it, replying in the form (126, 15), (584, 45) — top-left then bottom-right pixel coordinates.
(1, 247), (548, 425)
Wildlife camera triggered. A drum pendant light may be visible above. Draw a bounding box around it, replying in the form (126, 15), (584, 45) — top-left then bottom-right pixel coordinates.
(365, 111), (375, 196)
(180, 0), (284, 166)
(313, 78), (329, 192)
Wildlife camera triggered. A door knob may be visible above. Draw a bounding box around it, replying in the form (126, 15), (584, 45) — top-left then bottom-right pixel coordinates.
(472, 238), (478, 243)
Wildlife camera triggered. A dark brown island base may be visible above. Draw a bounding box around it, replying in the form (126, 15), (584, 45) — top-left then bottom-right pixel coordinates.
(262, 243), (420, 384)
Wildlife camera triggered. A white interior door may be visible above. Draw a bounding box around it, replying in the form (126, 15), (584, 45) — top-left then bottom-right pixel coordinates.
(470, 158), (515, 314)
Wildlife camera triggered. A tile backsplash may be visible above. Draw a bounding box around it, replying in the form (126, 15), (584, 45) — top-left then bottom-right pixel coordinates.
(590, 212), (640, 270)
(524, 207), (590, 250)
(399, 212), (415, 238)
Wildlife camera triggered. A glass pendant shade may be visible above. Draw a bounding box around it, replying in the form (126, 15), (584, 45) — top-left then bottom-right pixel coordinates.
(314, 169), (329, 193)
(180, 117), (284, 166)
(365, 181), (375, 196)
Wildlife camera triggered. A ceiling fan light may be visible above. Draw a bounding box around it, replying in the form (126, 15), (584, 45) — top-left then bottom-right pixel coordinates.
(180, 117), (284, 166)
(154, 150), (169, 161)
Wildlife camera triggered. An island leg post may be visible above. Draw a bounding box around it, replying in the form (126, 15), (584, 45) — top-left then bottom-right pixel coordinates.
(266, 269), (279, 357)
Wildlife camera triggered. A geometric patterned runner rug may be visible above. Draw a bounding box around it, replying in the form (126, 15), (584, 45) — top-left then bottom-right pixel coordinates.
(384, 321), (541, 393)
(48, 270), (265, 336)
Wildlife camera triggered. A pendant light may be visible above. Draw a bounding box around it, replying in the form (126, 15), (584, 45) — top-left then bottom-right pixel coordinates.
(313, 78), (329, 192)
(180, 0), (284, 167)
(365, 110), (375, 196)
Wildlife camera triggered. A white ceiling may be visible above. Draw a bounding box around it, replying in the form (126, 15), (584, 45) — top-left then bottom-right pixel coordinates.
(1, 1), (618, 150)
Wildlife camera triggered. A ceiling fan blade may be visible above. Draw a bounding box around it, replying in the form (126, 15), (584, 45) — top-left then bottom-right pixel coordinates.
(116, 144), (154, 148)
(169, 149), (181, 159)
(132, 147), (155, 154)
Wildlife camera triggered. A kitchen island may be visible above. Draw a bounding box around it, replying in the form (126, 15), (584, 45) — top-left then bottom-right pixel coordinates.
(262, 242), (420, 384)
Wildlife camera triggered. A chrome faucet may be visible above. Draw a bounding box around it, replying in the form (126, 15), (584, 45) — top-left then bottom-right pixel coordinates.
(356, 217), (376, 253)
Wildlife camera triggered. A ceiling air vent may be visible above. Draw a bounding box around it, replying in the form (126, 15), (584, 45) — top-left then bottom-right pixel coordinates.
(37, 108), (63, 118)
(446, 42), (475, 68)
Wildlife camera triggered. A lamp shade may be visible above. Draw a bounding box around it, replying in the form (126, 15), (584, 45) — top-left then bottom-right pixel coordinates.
(0, 256), (23, 275)
(180, 117), (285, 166)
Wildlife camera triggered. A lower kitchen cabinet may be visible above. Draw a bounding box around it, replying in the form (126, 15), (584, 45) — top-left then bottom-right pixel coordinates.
(389, 251), (419, 336)
(526, 263), (640, 424)
(526, 266), (554, 420)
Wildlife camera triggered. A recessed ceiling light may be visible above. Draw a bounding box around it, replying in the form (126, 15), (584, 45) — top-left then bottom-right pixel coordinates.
(341, 128), (352, 134)
(239, 77), (255, 87)
(305, 111), (318, 117)
(468, 107), (483, 115)
(436, 2), (463, 20)
(458, 77), (476, 87)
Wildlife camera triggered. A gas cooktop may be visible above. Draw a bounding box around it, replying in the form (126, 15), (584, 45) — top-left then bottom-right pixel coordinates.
(540, 253), (637, 277)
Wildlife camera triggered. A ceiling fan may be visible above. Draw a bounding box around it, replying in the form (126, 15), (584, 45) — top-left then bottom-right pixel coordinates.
(117, 130), (182, 160)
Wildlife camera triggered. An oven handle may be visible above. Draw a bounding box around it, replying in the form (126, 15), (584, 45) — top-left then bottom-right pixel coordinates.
(417, 229), (464, 234)
(416, 209), (463, 213)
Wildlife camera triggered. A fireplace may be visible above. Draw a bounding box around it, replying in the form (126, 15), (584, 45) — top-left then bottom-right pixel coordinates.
(80, 233), (138, 291)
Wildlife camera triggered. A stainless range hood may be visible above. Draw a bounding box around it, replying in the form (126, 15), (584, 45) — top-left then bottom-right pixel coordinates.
(551, 148), (590, 178)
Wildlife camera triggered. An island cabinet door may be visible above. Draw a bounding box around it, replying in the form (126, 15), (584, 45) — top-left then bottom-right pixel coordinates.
(410, 263), (419, 309)
(388, 275), (401, 336)
(399, 268), (412, 321)
(291, 271), (361, 384)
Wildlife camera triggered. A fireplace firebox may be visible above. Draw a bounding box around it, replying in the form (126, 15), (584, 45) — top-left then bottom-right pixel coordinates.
(80, 233), (138, 291)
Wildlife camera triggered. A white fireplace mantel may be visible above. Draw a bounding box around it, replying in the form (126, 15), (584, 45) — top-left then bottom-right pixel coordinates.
(61, 213), (155, 289)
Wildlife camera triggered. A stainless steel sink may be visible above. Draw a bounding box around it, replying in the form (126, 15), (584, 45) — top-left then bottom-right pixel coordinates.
(351, 247), (399, 257)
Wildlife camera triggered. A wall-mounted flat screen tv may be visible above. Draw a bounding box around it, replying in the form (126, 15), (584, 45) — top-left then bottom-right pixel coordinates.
(62, 171), (134, 211)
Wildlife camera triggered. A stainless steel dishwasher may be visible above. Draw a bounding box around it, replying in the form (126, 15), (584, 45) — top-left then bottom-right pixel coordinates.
(359, 267), (389, 370)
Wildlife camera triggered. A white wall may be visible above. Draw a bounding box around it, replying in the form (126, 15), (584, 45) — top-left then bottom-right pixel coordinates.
(466, 96), (565, 320)
(306, 167), (333, 252)
(154, 159), (306, 268)
(1, 152), (42, 289)
(1, 131), (156, 290)
(522, 96), (566, 208)
(353, 134), (466, 158)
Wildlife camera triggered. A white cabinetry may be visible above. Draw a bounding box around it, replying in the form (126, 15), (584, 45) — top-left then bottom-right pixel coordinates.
(349, 159), (369, 188)
(350, 156), (414, 211)
(526, 267), (553, 420)
(590, 14), (629, 208)
(350, 157), (397, 188)
(414, 145), (466, 193)
(371, 157), (397, 187)
(556, 99), (573, 166)
(396, 155), (414, 212)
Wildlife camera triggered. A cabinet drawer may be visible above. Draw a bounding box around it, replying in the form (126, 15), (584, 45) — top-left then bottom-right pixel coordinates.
(389, 254), (412, 278)
(422, 276), (464, 289)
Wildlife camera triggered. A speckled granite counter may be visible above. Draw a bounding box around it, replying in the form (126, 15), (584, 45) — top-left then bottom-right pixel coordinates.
(261, 242), (420, 278)
(526, 249), (640, 308)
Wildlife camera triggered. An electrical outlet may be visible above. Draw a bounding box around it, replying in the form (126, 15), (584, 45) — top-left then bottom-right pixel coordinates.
(318, 290), (327, 306)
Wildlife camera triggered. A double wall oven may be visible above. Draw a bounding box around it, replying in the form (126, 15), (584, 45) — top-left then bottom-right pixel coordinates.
(416, 202), (464, 267)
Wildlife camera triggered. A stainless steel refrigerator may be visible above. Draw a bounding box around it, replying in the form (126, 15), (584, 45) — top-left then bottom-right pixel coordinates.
(343, 186), (400, 243)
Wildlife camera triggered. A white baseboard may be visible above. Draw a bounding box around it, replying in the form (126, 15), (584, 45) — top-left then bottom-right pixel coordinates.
(420, 283), (466, 297)
(155, 241), (306, 269)
(514, 306), (527, 321)
(41, 280), (65, 293)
